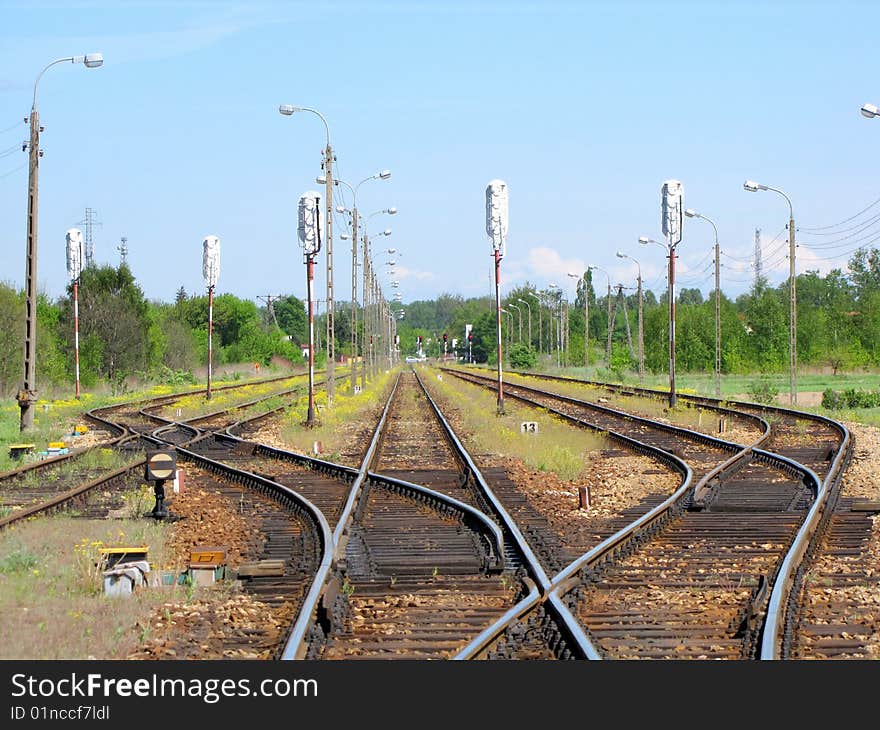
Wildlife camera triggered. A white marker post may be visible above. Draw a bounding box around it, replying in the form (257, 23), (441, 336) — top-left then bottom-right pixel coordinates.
(65, 228), (83, 400)
(486, 179), (509, 415)
(202, 235), (221, 400)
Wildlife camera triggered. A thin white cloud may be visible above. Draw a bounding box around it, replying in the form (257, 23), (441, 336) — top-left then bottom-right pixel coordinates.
(518, 246), (586, 284)
(393, 265), (435, 281)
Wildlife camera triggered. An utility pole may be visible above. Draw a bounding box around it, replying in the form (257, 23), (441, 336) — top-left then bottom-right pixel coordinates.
(715, 235), (721, 398)
(754, 228), (763, 289)
(619, 285), (635, 359)
(361, 237), (373, 390)
(636, 271), (644, 383)
(350, 207), (359, 391)
(323, 146), (335, 404)
(19, 101), (41, 430)
(789, 214), (797, 405)
(605, 280), (613, 364)
(79, 207), (101, 267)
(257, 294), (282, 329)
(117, 236), (128, 265)
(19, 53), (103, 431)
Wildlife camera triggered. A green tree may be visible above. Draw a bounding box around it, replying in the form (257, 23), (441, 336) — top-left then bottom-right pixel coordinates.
(0, 283), (23, 396)
(274, 294), (308, 343)
(59, 263), (151, 382)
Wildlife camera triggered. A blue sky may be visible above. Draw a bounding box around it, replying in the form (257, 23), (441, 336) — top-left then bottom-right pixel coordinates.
(1, 0), (879, 310)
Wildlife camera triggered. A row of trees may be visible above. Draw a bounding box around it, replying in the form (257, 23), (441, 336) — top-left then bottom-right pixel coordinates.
(390, 246), (880, 377)
(4, 245), (880, 397)
(0, 263), (312, 397)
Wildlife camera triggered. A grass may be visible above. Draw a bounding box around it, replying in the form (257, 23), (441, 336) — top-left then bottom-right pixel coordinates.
(278, 369), (395, 461)
(0, 369), (308, 472)
(469, 361), (880, 428)
(424, 366), (606, 482)
(0, 511), (180, 659)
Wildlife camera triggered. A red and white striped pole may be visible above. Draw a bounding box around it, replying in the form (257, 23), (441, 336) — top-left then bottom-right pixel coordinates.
(73, 279), (80, 399)
(207, 284), (214, 400)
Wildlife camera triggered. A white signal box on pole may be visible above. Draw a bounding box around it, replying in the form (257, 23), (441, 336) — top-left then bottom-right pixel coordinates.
(202, 235), (221, 288)
(486, 179), (509, 257)
(66, 228), (83, 282)
(298, 191), (322, 256)
(661, 180), (684, 246)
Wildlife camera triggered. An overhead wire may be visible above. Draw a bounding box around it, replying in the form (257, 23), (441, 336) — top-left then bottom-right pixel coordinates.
(801, 192), (880, 231)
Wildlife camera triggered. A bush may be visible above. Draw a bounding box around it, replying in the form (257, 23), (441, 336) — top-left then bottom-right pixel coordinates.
(822, 388), (880, 409)
(821, 388), (842, 409)
(747, 376), (778, 404)
(508, 343), (537, 369)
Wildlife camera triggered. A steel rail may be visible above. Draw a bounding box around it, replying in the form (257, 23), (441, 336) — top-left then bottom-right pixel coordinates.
(759, 420), (851, 659)
(0, 459), (145, 531)
(236, 371), (513, 660)
(443, 367), (768, 453)
(452, 581), (542, 660)
(367, 471), (505, 570)
(412, 367), (551, 589)
(135, 435), (335, 663)
(494, 370), (853, 660)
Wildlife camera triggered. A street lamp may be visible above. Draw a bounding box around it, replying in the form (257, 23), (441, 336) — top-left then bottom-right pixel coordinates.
(589, 265), (612, 365)
(547, 283), (562, 367)
(508, 302), (522, 343)
(616, 252), (644, 383)
(19, 53), (103, 431)
(487, 179), (508, 414)
(527, 292), (541, 356)
(567, 271), (589, 369)
(279, 104), (337, 404)
(333, 172), (391, 393)
(861, 103), (880, 118)
(501, 308), (513, 350)
(743, 179), (797, 405)
(517, 298), (532, 351)
(684, 208), (722, 398)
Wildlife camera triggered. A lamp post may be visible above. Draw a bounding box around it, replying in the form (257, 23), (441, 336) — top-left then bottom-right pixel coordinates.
(744, 180), (796, 405)
(363, 229), (392, 380)
(684, 208), (722, 398)
(487, 179), (508, 415)
(279, 104), (336, 404)
(589, 266), (611, 365)
(202, 236), (220, 400)
(616, 252), (644, 383)
(567, 271), (588, 368)
(501, 309), (513, 350)
(509, 302), (522, 343)
(19, 53), (103, 431)
(527, 292), (541, 355)
(333, 174), (392, 393)
(517, 297), (532, 350)
(548, 283), (562, 367)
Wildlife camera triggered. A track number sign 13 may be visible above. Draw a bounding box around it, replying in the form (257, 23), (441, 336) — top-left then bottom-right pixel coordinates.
(520, 422), (538, 434)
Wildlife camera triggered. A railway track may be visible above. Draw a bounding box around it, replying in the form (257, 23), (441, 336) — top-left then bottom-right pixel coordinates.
(0, 372), (316, 531)
(440, 367), (849, 659)
(0, 372), (305, 504)
(489, 369), (859, 659)
(281, 369), (592, 660)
